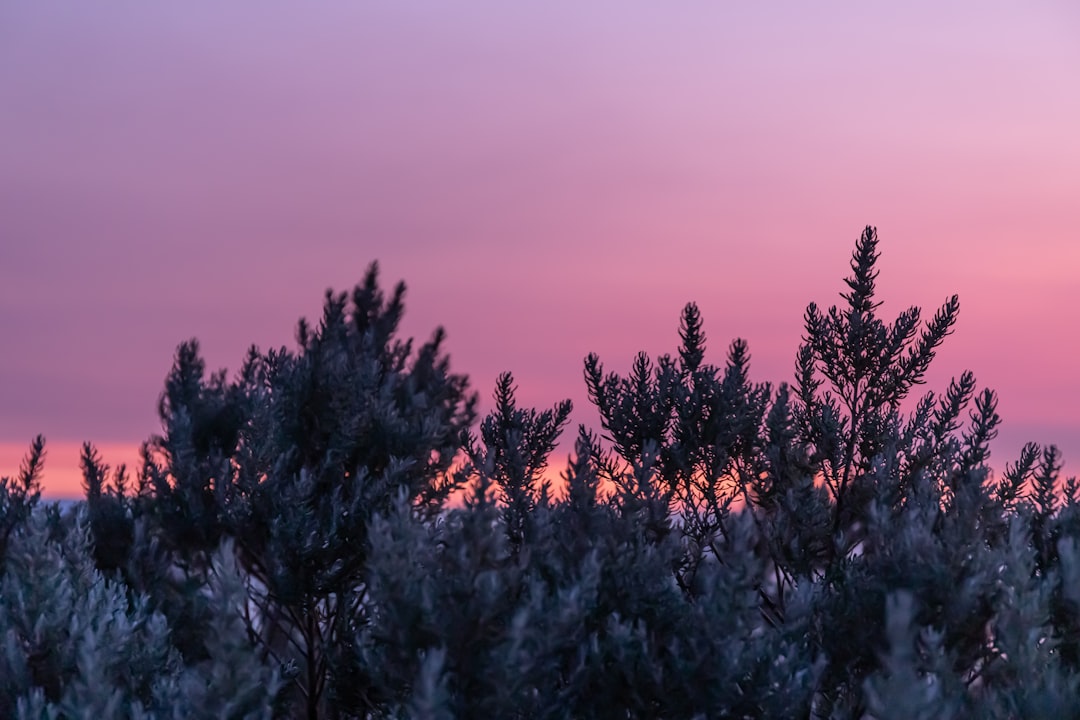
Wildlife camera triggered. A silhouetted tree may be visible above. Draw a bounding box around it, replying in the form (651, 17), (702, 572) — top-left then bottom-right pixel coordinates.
(142, 263), (476, 718)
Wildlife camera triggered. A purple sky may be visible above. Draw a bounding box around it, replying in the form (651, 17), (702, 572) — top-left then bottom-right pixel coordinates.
(2, 2), (1079, 496)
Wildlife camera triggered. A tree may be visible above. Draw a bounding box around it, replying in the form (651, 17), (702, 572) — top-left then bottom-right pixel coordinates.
(141, 263), (476, 718)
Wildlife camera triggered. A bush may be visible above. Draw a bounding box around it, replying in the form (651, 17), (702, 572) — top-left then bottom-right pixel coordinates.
(4, 226), (1078, 718)
(0, 503), (278, 719)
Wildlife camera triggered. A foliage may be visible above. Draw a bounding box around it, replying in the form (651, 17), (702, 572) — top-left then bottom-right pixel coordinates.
(3, 226), (1079, 718)
(0, 435), (44, 564)
(0, 505), (278, 719)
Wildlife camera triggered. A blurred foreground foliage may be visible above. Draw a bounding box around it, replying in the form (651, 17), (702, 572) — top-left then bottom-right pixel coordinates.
(3, 227), (1079, 718)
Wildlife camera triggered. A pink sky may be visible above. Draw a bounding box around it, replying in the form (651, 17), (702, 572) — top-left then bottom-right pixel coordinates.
(2, 2), (1079, 497)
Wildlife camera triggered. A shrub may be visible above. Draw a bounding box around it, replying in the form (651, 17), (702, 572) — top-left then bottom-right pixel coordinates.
(4, 225), (1076, 718)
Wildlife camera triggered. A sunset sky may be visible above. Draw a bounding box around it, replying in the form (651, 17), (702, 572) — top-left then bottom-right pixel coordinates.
(2, 2), (1078, 498)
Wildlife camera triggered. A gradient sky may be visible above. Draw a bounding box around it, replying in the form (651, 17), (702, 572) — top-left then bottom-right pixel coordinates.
(2, 2), (1079, 497)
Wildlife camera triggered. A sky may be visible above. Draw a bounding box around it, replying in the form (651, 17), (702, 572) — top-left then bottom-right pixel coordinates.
(1, 2), (1079, 498)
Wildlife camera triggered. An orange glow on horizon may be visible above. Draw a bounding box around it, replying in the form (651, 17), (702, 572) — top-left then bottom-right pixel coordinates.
(0, 441), (144, 501)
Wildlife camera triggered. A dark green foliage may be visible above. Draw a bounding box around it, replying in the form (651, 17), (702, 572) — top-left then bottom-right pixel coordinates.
(81, 443), (135, 574)
(0, 435), (44, 564)
(797, 227), (962, 548)
(360, 428), (819, 718)
(5, 225), (1080, 717)
(137, 263), (477, 718)
(464, 371), (573, 550)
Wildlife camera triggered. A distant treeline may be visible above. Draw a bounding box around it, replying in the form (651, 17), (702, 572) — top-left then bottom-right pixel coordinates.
(2, 226), (1078, 719)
